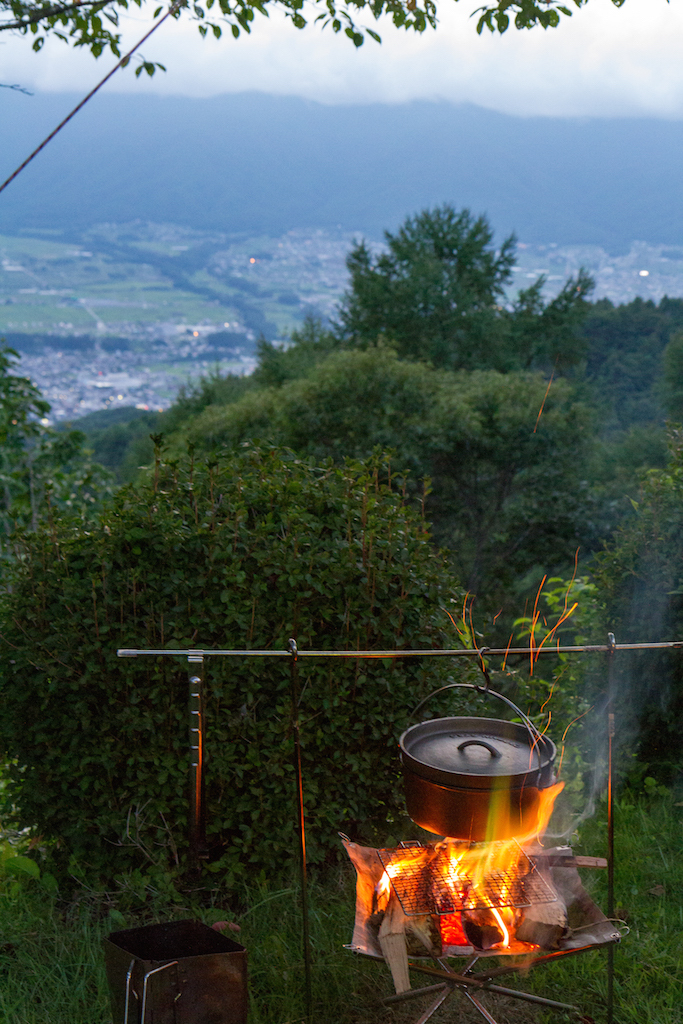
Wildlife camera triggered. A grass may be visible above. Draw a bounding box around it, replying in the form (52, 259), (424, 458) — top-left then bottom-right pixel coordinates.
(0, 790), (681, 1023)
(529, 787), (683, 1024)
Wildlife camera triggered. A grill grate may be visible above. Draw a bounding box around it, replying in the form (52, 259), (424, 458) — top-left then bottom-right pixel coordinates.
(376, 841), (556, 916)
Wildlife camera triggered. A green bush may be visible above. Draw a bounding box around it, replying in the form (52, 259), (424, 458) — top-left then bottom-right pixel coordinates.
(0, 444), (469, 885)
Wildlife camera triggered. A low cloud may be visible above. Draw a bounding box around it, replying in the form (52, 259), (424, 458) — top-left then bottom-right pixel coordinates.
(2, 0), (683, 118)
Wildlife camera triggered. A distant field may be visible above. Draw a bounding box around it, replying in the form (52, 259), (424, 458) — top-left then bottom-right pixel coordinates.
(0, 223), (354, 342)
(0, 223), (357, 419)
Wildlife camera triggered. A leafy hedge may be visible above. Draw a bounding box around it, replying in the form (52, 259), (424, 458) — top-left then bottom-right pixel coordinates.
(0, 445), (469, 884)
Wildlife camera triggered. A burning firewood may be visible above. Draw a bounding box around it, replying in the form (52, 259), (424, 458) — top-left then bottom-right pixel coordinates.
(462, 909), (505, 950)
(378, 891), (412, 994)
(515, 898), (568, 948)
(376, 892), (442, 994)
(405, 915), (441, 957)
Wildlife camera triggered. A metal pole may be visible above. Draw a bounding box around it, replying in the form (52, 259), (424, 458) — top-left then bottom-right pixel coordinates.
(289, 639), (312, 1023)
(118, 640), (683, 659)
(606, 632), (616, 1024)
(188, 652), (206, 869)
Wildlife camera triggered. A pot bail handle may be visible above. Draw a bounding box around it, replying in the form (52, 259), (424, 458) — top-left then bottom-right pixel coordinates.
(457, 739), (501, 758)
(409, 682), (544, 767)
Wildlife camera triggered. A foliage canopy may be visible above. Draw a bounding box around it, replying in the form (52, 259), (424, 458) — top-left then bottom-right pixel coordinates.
(0, 0), (628, 62)
(171, 345), (598, 610)
(0, 345), (111, 552)
(0, 444), (469, 883)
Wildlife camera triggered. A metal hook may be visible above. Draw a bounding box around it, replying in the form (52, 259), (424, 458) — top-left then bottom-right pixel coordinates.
(476, 646), (491, 692)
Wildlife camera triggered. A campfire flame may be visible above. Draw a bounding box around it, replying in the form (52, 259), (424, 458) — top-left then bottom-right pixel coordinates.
(375, 780), (564, 952)
(441, 780), (563, 950)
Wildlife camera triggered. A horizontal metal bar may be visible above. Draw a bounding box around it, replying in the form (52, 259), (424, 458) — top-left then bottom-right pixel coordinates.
(383, 983), (448, 1006)
(118, 641), (683, 660)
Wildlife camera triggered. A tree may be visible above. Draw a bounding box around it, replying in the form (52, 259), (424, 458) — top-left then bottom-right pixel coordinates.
(338, 206), (514, 370)
(661, 331), (683, 423)
(0, 345), (112, 552)
(0, 0), (629, 64)
(336, 204), (592, 372)
(173, 345), (598, 610)
(580, 297), (683, 432)
(506, 269), (594, 372)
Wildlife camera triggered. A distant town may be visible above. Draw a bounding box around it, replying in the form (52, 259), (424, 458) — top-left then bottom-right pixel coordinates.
(3, 222), (683, 422)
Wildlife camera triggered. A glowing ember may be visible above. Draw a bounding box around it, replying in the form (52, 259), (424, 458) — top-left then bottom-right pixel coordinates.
(439, 912), (468, 947)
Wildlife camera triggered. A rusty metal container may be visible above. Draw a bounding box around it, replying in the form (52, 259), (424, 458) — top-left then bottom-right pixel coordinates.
(103, 918), (247, 1024)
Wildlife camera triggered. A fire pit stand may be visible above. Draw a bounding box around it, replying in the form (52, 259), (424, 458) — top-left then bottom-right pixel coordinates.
(381, 956), (581, 1022)
(343, 832), (623, 1024)
(376, 949), (598, 1023)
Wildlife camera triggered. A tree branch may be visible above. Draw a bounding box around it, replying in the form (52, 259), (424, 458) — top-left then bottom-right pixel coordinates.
(0, 0), (110, 32)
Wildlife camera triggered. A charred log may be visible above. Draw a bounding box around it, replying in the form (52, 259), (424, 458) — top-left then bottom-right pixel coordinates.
(462, 910), (505, 950)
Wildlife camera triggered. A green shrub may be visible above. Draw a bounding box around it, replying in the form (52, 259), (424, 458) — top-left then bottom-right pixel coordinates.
(0, 444), (469, 885)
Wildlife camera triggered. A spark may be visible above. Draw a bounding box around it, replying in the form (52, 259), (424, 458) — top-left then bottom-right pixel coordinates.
(539, 683), (556, 717)
(557, 705), (594, 776)
(531, 552), (581, 663)
(446, 593), (473, 644)
(529, 574), (547, 674)
(535, 601), (578, 660)
(502, 633), (514, 672)
(533, 359), (558, 434)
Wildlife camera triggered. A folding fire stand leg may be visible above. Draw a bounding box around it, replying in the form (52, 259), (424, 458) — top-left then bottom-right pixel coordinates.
(380, 955), (582, 1024)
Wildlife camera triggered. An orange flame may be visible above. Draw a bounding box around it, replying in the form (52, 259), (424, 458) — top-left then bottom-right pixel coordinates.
(437, 781), (564, 950)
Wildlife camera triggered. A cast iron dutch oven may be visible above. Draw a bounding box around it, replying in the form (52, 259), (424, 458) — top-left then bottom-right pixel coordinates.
(400, 683), (556, 841)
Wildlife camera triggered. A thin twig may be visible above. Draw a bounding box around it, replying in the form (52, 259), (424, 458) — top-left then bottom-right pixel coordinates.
(0, 0), (108, 32)
(0, 83), (33, 94)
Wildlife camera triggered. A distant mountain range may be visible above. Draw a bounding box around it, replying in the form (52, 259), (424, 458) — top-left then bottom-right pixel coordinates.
(1, 91), (683, 249)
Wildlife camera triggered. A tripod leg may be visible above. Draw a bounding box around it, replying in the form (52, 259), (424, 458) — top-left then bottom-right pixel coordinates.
(414, 984), (455, 1024)
(463, 989), (500, 1024)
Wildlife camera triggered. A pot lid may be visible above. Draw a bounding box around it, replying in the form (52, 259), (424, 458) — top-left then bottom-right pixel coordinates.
(400, 716), (555, 790)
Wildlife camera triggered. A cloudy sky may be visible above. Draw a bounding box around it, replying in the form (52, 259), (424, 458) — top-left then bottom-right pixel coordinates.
(1, 0), (683, 118)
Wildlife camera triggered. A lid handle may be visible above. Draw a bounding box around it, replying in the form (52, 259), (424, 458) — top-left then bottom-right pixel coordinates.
(410, 682), (544, 769)
(457, 739), (501, 759)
